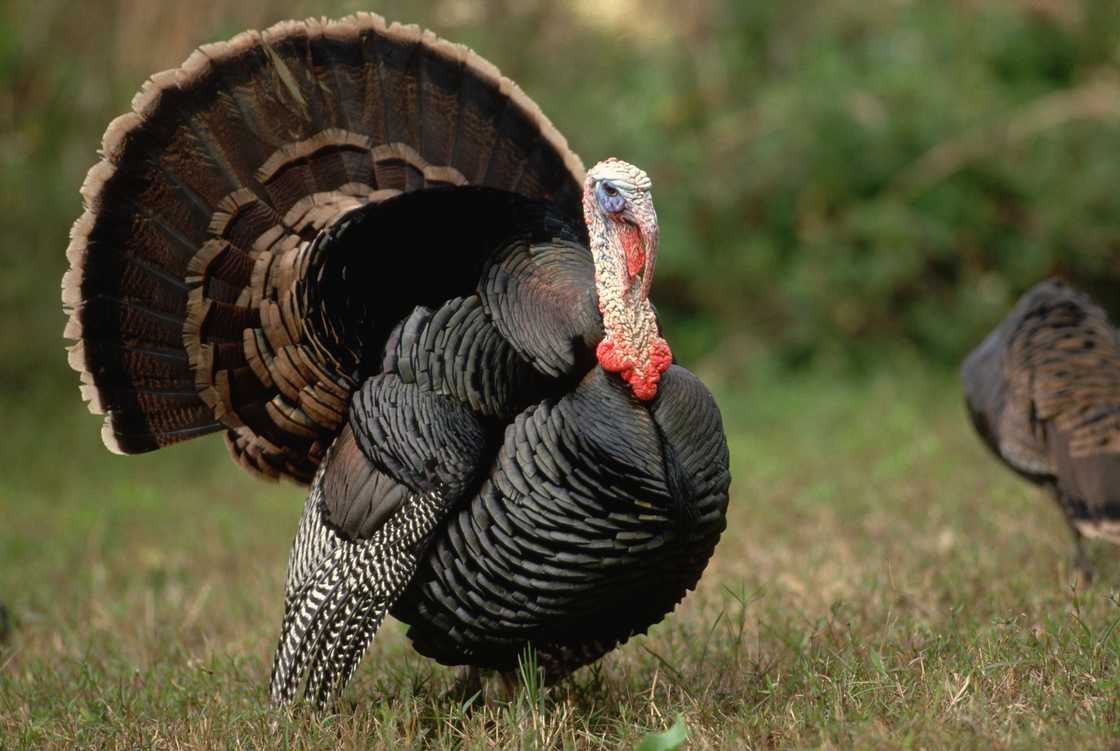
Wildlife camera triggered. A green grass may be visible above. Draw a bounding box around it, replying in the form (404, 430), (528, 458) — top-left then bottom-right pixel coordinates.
(3, 363), (1120, 749)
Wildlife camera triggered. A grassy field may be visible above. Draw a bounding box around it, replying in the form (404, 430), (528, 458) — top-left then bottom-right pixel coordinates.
(3, 362), (1120, 749)
(4, 0), (1120, 748)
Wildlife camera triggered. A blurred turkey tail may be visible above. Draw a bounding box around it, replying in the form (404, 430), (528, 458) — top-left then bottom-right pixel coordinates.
(62, 13), (585, 482)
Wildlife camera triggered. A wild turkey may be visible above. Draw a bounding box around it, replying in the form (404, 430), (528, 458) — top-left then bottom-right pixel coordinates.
(962, 279), (1120, 579)
(62, 14), (731, 708)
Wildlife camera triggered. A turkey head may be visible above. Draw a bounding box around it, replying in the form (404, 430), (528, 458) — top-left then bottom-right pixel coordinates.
(583, 158), (672, 400)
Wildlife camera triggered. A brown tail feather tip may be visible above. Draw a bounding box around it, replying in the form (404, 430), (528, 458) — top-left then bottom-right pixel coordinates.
(101, 422), (129, 455)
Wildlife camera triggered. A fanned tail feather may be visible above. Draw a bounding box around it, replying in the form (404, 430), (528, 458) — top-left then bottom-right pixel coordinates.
(63, 13), (584, 483)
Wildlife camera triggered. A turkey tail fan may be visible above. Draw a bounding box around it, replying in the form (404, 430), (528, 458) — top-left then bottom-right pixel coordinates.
(62, 13), (585, 483)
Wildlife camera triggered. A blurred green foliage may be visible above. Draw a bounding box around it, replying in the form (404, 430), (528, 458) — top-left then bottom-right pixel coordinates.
(3, 0), (1120, 393)
(613, 0), (1120, 369)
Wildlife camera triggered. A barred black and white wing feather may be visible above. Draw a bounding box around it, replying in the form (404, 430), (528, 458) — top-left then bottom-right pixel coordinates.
(272, 383), (483, 708)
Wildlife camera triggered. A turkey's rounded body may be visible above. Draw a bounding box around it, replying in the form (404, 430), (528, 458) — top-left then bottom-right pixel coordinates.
(394, 365), (730, 676)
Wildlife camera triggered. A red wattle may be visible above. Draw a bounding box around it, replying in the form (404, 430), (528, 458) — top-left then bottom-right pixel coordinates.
(595, 338), (627, 373)
(596, 336), (673, 401)
(619, 223), (645, 281)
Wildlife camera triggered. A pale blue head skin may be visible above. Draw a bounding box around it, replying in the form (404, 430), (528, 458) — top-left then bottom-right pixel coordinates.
(596, 180), (626, 214)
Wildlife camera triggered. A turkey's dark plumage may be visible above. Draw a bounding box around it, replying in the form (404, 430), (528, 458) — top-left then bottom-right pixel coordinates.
(962, 279), (1120, 576)
(394, 365), (729, 675)
(63, 14), (731, 709)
